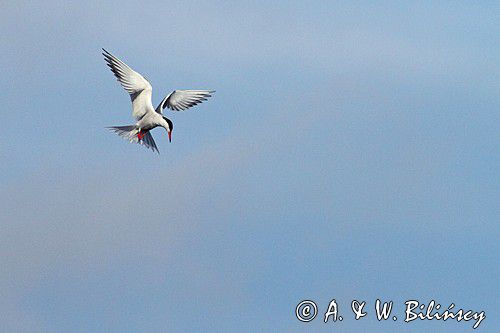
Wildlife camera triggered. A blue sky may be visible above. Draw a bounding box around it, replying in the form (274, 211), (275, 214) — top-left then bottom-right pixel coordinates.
(0, 1), (498, 332)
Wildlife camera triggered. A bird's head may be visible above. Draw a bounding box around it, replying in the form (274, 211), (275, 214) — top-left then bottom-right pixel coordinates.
(162, 117), (173, 142)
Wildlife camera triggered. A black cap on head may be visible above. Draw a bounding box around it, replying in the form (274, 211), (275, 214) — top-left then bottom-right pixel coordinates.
(163, 117), (173, 131)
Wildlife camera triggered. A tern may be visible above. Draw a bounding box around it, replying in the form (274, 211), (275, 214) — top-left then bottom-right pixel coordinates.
(102, 49), (214, 153)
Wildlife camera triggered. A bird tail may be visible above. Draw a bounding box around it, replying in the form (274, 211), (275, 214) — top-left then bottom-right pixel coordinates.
(107, 125), (138, 142)
(107, 125), (159, 154)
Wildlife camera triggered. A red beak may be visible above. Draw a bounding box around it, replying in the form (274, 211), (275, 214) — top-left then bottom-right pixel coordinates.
(168, 131), (172, 142)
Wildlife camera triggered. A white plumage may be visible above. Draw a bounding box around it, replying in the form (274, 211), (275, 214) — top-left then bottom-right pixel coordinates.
(103, 49), (215, 153)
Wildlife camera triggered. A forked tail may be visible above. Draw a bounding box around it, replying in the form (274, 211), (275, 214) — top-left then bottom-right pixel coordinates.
(107, 125), (159, 153)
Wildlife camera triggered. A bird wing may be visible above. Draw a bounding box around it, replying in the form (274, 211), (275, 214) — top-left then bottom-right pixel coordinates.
(102, 49), (152, 96)
(103, 49), (156, 120)
(156, 90), (215, 113)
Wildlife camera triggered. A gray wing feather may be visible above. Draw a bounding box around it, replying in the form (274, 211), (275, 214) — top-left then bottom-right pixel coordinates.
(156, 90), (215, 113)
(102, 49), (152, 99)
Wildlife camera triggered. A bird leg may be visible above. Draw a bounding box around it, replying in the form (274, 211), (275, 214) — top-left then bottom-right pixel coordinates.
(137, 129), (145, 140)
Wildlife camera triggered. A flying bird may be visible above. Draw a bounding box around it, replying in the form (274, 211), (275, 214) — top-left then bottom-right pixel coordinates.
(102, 49), (214, 153)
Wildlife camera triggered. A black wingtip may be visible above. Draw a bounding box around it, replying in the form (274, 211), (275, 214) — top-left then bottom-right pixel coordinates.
(102, 48), (114, 59)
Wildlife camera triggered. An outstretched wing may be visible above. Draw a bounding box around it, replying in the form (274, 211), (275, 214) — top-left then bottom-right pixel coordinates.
(102, 49), (152, 98)
(103, 49), (155, 120)
(156, 90), (215, 113)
